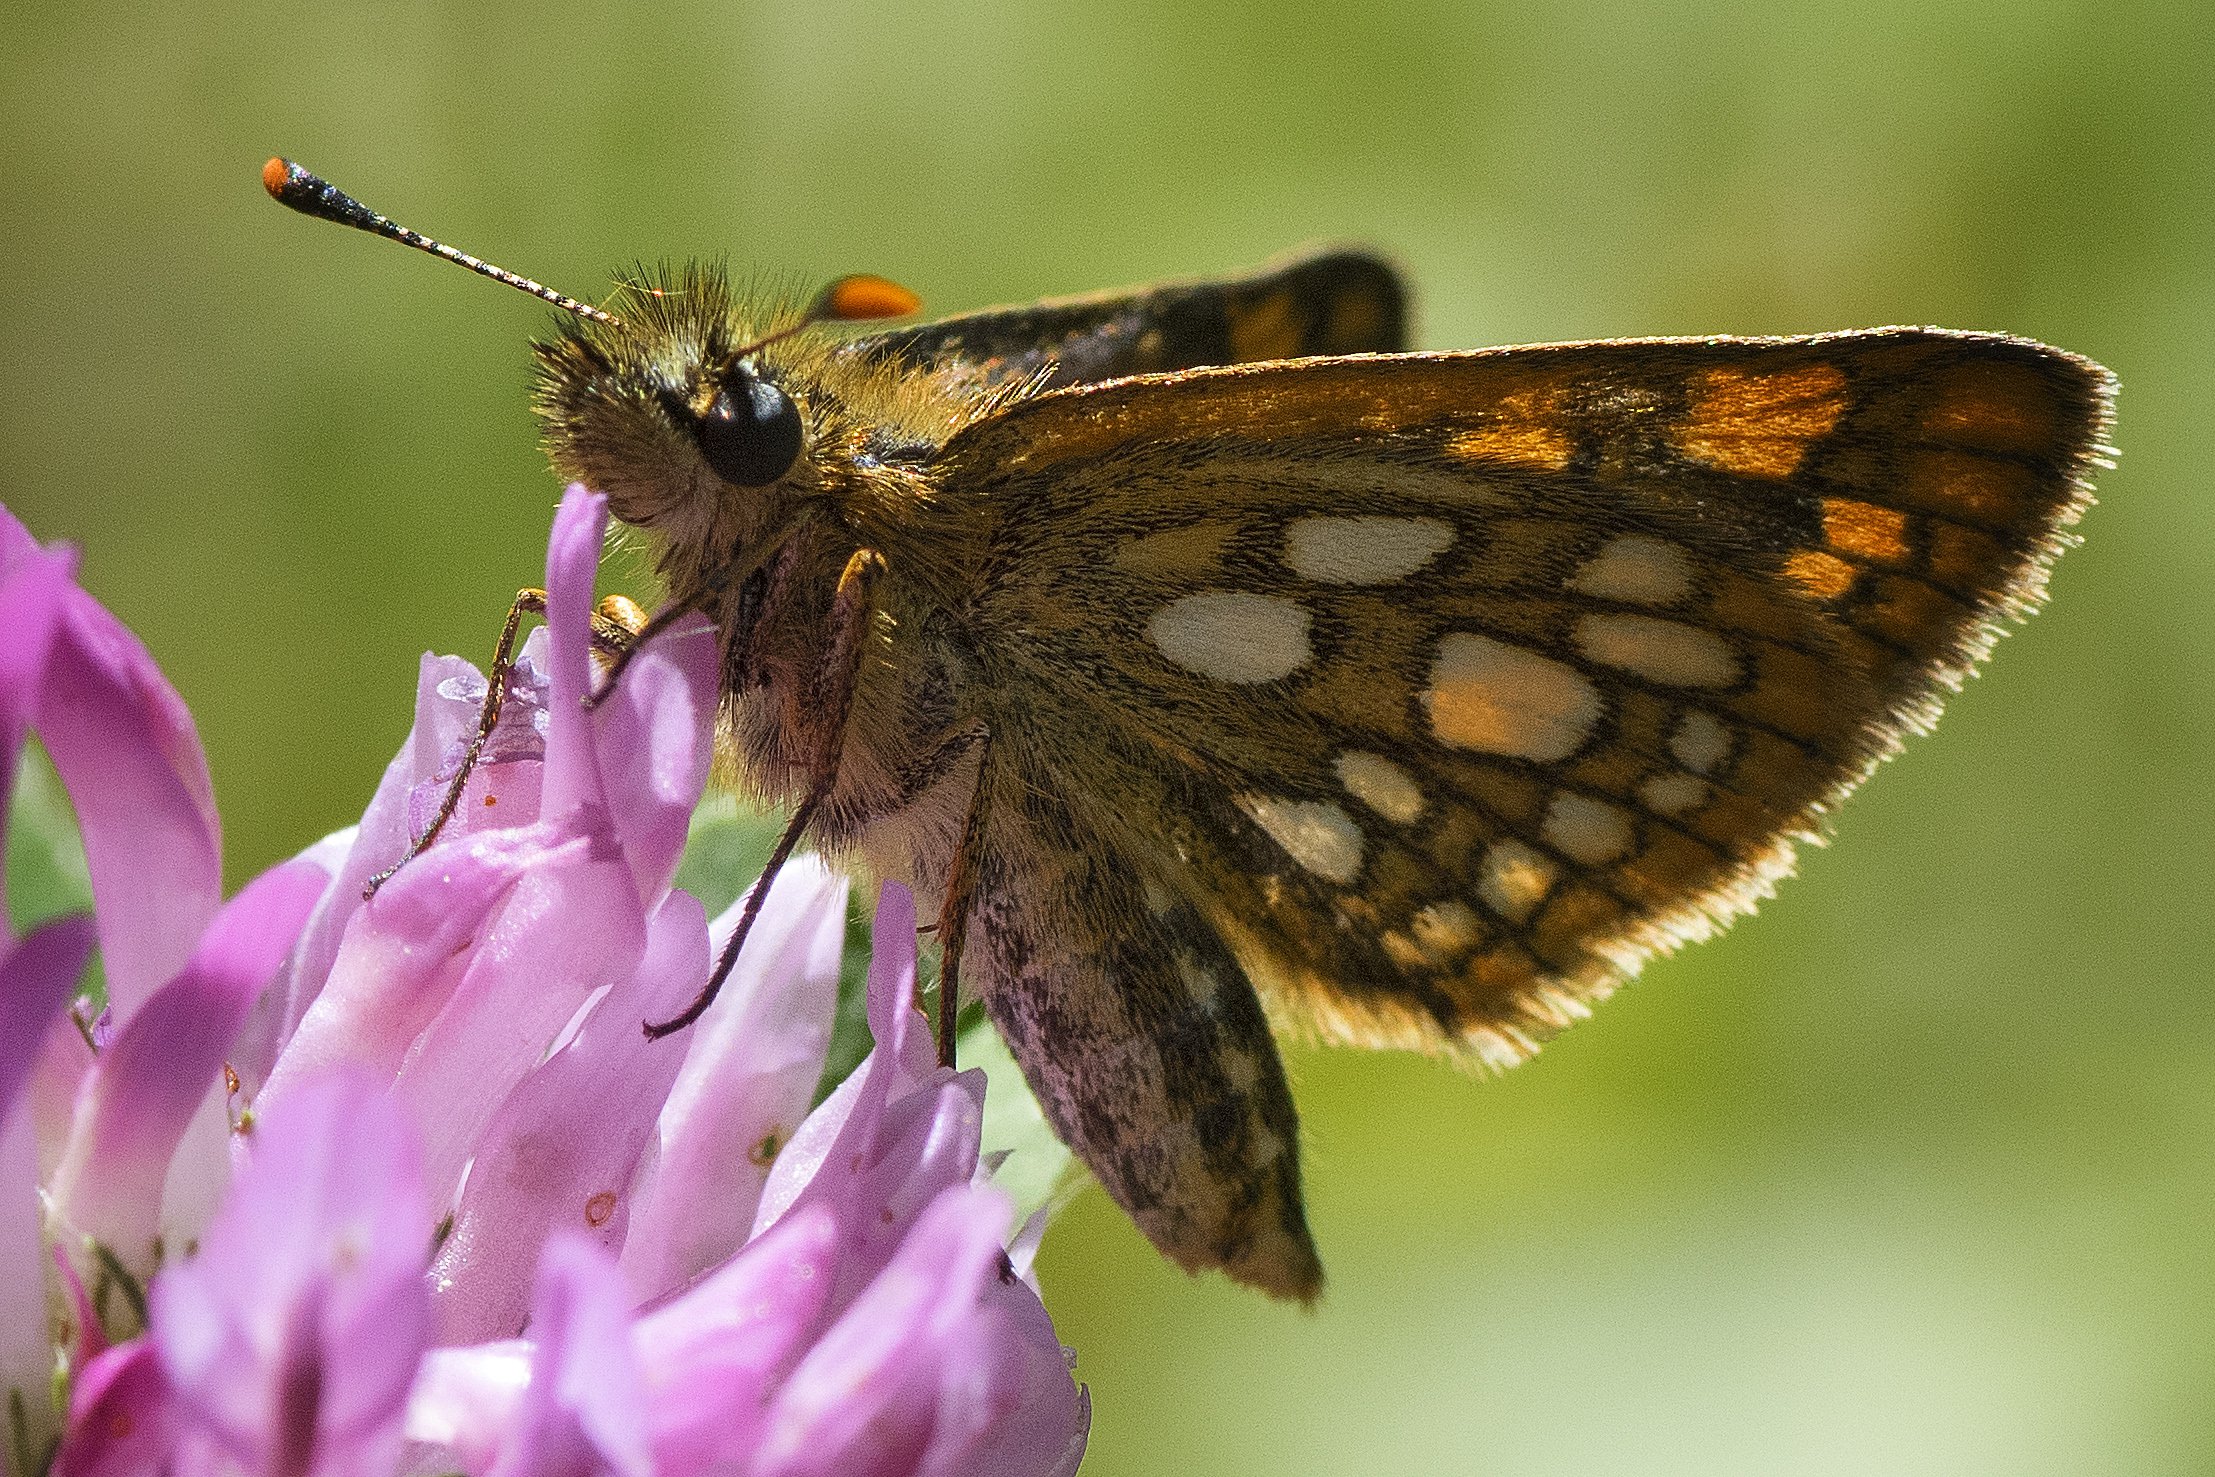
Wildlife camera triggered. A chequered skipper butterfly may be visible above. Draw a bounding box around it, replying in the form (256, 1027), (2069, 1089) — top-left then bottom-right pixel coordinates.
(268, 160), (2116, 1300)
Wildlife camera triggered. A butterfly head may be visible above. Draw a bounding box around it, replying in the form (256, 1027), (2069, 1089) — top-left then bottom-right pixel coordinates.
(536, 265), (929, 537)
(528, 264), (809, 539)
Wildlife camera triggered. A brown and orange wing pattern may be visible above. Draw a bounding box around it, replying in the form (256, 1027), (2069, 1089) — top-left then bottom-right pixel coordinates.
(931, 330), (2111, 1296)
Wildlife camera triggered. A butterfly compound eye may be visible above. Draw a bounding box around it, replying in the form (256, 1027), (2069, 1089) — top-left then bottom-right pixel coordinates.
(692, 365), (803, 487)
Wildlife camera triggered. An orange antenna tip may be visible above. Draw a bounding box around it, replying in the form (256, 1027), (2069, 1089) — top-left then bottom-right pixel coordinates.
(261, 156), (292, 198)
(817, 274), (922, 322)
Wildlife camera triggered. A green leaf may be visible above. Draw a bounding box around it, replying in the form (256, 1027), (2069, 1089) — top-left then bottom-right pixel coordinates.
(6, 742), (92, 934)
(5, 742), (106, 1007)
(670, 793), (785, 919)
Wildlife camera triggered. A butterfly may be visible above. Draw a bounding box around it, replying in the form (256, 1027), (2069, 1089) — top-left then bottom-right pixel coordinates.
(267, 159), (2116, 1301)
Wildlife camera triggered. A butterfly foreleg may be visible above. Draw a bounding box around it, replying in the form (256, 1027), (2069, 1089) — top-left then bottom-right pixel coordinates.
(643, 547), (887, 1040)
(365, 585), (646, 898)
(931, 725), (995, 1070)
(586, 521), (800, 709)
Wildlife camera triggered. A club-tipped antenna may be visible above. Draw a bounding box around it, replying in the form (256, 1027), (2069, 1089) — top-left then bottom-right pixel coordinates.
(262, 157), (621, 326)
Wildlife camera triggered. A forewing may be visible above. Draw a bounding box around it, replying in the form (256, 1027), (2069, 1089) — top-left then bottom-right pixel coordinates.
(943, 332), (2114, 1064)
(838, 249), (1405, 392)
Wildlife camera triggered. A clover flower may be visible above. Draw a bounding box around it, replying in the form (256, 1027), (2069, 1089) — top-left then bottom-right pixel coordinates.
(1, 489), (1087, 1476)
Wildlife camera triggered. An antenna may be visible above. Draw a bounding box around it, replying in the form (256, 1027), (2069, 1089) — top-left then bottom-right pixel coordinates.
(261, 157), (621, 326)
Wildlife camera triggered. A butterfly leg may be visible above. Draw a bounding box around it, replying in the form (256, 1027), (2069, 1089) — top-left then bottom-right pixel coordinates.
(364, 586), (646, 898)
(588, 517), (806, 708)
(933, 727), (994, 1070)
(644, 547), (887, 1040)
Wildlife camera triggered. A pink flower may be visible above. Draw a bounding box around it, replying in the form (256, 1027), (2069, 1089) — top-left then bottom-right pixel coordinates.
(2, 491), (1086, 1476)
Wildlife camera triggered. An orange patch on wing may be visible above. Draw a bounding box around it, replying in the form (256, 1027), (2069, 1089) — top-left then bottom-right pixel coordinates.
(1672, 364), (1848, 478)
(1822, 499), (1911, 564)
(1617, 830), (1727, 907)
(1733, 646), (1848, 743)
(1448, 389), (1575, 470)
(1783, 549), (1858, 601)
(1726, 730), (1822, 809)
(1865, 576), (1964, 651)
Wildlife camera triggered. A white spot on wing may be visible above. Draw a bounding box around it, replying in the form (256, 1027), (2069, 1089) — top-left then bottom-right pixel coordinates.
(1425, 633), (1602, 761)
(1149, 592), (1312, 683)
(1284, 515), (1454, 584)
(1237, 795), (1366, 884)
(1335, 750), (1426, 824)
(1575, 613), (1739, 688)
(1478, 840), (1558, 923)
(1569, 534), (1694, 606)
(1542, 792), (1634, 865)
(1640, 772), (1709, 817)
(1670, 710), (1734, 775)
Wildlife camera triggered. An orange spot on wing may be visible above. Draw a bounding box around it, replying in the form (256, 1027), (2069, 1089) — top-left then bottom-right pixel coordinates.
(1673, 364), (1848, 478)
(1783, 549), (1859, 600)
(1865, 575), (1963, 650)
(1822, 498), (1911, 564)
(1449, 390), (1574, 470)
(1927, 523), (2005, 589)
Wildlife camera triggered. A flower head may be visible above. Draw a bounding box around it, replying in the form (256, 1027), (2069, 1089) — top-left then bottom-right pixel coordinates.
(3, 490), (1085, 1475)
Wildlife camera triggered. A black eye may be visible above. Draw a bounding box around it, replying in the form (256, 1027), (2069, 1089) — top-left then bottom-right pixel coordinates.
(690, 364), (802, 487)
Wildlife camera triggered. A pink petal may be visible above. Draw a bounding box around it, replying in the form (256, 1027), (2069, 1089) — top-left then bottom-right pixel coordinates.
(54, 1340), (181, 1477)
(752, 1183), (1079, 1477)
(588, 611), (720, 907)
(226, 826), (360, 1098)
(429, 890), (708, 1344)
(149, 1072), (430, 1477)
(754, 883), (937, 1239)
(620, 858), (848, 1303)
(261, 821), (578, 1100)
(486, 1235), (653, 1477)
(404, 1340), (531, 1472)
(537, 484), (720, 907)
(632, 1205), (842, 1471)
(753, 885), (989, 1303)
(2, 918), (99, 1425)
(1, 506), (223, 1016)
(389, 815), (646, 1211)
(0, 1112), (43, 1417)
(0, 914), (96, 1119)
(536, 486), (610, 830)
(46, 859), (327, 1267)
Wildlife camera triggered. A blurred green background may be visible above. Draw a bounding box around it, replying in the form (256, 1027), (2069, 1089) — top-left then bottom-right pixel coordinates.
(5, 2), (2210, 1471)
